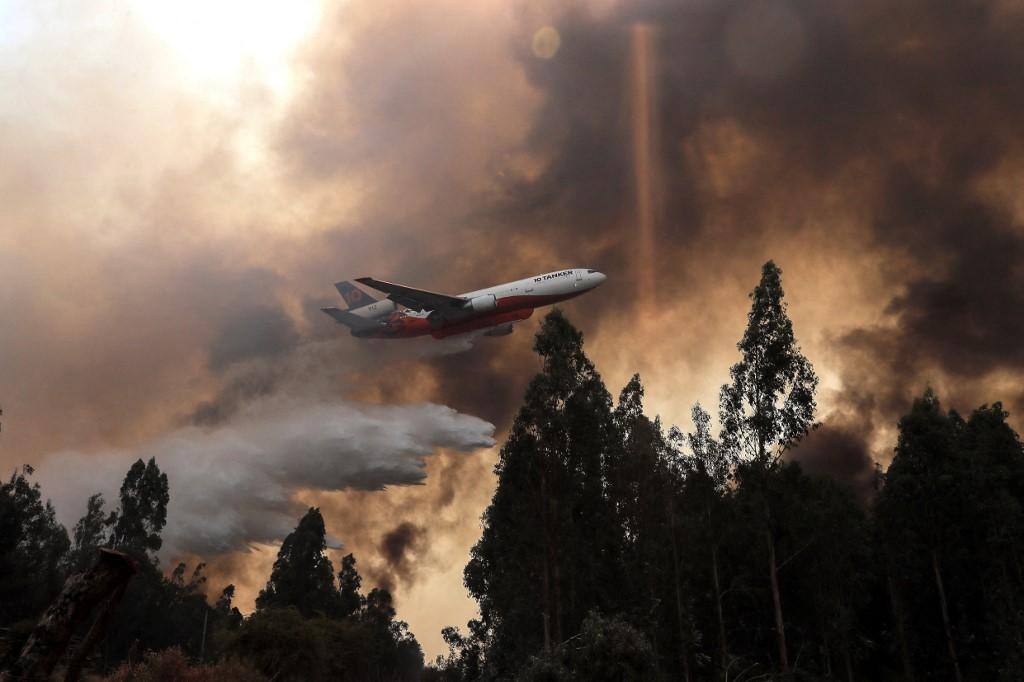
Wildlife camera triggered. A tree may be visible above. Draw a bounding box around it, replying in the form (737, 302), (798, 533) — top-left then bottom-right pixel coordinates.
(431, 620), (485, 681)
(0, 465), (70, 626)
(465, 310), (623, 676)
(223, 608), (352, 681)
(517, 611), (655, 681)
(257, 507), (341, 618)
(875, 391), (963, 681)
(876, 393), (1024, 681)
(338, 553), (363, 619)
(102, 559), (215, 666)
(718, 261), (818, 674)
(683, 404), (733, 679)
(957, 403), (1024, 676)
(108, 457), (169, 560)
(360, 587), (424, 680)
(608, 375), (693, 678)
(216, 584), (244, 631)
(67, 492), (110, 575)
(798, 474), (870, 681)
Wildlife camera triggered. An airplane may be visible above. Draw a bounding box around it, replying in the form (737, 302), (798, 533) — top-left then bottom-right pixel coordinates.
(321, 268), (607, 339)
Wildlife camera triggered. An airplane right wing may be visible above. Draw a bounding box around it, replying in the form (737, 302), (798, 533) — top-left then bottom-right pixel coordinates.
(355, 277), (466, 313)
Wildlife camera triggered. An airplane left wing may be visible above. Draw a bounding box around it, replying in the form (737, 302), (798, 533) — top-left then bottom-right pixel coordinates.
(355, 277), (466, 312)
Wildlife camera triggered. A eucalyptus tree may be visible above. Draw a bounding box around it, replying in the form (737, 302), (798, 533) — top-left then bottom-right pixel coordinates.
(717, 261), (818, 674)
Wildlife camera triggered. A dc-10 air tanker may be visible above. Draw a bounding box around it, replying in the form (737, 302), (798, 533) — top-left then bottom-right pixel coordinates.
(322, 268), (607, 339)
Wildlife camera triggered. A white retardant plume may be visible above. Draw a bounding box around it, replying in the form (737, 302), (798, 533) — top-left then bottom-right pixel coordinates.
(37, 399), (495, 557)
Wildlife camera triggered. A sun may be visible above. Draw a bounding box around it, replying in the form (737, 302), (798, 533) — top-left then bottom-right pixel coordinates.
(133, 0), (322, 97)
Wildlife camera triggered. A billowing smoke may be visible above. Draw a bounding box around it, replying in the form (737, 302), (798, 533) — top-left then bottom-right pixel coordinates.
(788, 418), (878, 504)
(37, 397), (494, 558)
(376, 522), (427, 592)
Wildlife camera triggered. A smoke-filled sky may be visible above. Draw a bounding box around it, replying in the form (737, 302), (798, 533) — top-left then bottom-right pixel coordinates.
(4, 0), (1024, 659)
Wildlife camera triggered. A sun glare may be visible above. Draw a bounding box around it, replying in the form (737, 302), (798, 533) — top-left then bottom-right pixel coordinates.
(133, 0), (322, 98)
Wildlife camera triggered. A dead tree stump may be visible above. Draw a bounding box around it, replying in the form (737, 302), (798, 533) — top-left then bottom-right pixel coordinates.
(4, 548), (137, 681)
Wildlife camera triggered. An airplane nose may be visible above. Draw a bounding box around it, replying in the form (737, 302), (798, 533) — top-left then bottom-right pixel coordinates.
(592, 271), (607, 287)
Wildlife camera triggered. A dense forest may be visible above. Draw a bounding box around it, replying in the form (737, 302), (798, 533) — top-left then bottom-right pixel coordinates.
(3, 261), (1023, 680)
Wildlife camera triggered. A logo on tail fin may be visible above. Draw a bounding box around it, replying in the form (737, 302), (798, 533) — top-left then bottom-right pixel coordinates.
(334, 281), (377, 310)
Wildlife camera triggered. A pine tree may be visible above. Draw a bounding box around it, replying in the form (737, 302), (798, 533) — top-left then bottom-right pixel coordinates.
(257, 507), (341, 618)
(718, 261), (818, 674)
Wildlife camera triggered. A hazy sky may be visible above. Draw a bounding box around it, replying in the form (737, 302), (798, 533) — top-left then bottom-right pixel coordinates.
(4, 0), (1024, 659)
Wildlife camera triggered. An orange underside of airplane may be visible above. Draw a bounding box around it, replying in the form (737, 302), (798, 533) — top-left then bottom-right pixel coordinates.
(383, 292), (582, 339)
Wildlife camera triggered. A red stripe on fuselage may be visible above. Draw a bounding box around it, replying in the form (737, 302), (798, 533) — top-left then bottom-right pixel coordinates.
(365, 290), (583, 339)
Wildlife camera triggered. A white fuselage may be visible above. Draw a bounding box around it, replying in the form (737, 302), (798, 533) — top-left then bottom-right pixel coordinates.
(352, 268), (607, 320)
(460, 268), (607, 303)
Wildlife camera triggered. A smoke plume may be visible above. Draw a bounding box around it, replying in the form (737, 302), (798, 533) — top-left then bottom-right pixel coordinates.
(37, 398), (494, 558)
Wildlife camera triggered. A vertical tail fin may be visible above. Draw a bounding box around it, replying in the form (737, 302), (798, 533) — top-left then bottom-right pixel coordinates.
(334, 281), (378, 310)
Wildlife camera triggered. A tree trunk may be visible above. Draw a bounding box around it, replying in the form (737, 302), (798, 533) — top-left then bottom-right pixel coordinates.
(711, 543), (729, 680)
(887, 571), (915, 682)
(553, 552), (564, 645)
(646, 571), (660, 666)
(842, 637), (854, 682)
(546, 471), (564, 645)
(756, 441), (788, 674)
(820, 623), (831, 678)
(930, 550), (963, 682)
(7, 549), (137, 681)
(767, 528), (789, 674)
(669, 503), (692, 682)
(540, 469), (552, 652)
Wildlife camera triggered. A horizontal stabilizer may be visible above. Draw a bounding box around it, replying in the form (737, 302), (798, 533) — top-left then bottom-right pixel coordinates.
(321, 307), (378, 331)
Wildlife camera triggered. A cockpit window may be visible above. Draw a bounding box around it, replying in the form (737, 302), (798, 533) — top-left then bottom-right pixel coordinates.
(587, 269), (596, 273)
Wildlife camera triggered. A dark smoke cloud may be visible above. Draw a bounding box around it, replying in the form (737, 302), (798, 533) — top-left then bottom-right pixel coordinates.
(188, 369), (280, 427)
(789, 420), (878, 504)
(378, 522), (427, 591)
(208, 304), (300, 372)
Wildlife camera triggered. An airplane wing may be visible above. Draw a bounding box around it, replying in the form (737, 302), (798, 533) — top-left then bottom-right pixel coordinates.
(355, 277), (466, 312)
